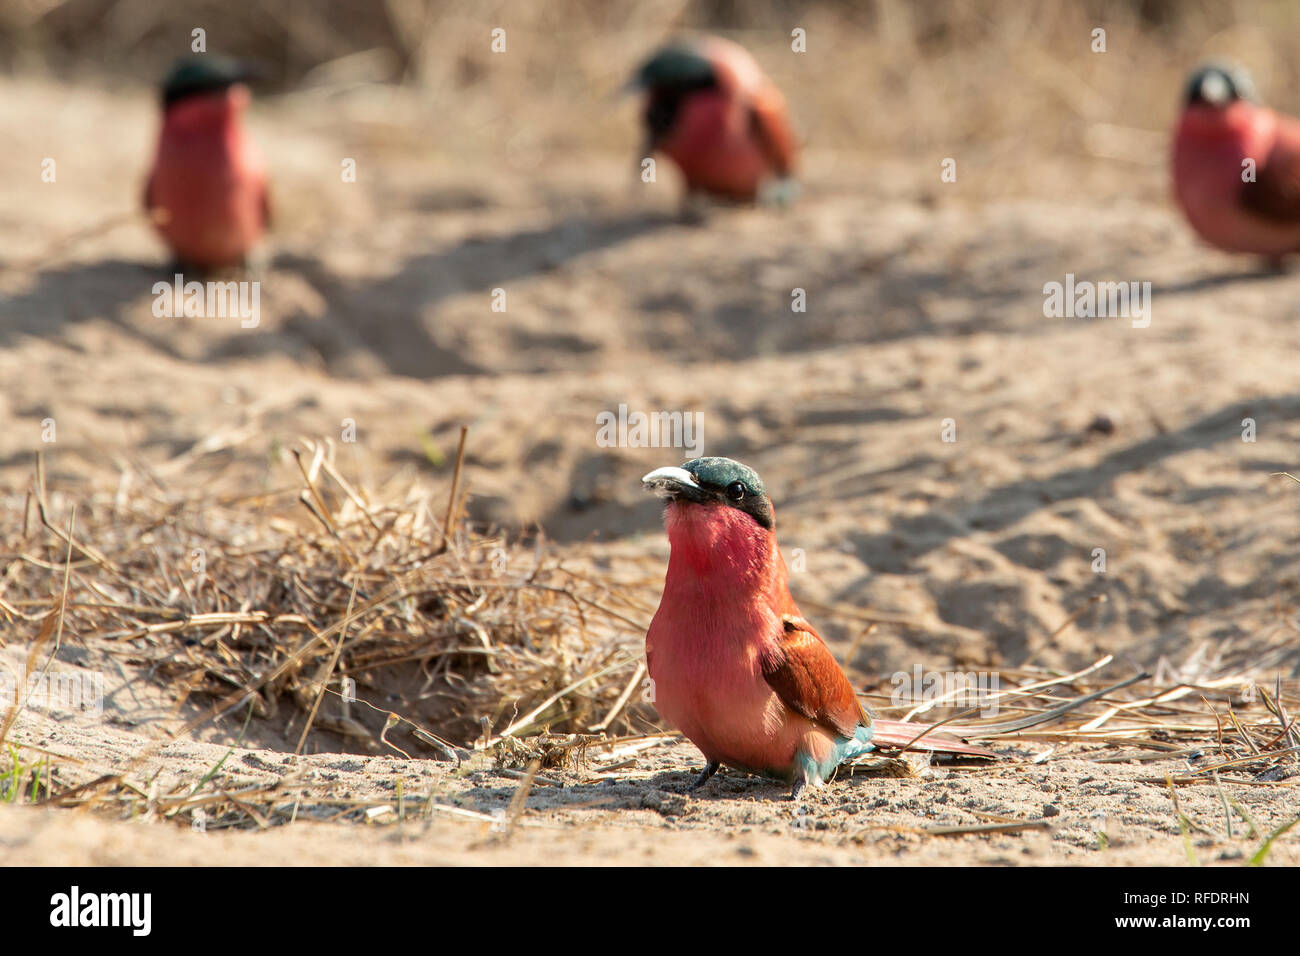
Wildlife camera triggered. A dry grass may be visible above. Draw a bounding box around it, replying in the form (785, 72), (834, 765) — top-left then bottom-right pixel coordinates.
(0, 437), (649, 761)
(912, 660), (1298, 782)
(9, 1), (1300, 194)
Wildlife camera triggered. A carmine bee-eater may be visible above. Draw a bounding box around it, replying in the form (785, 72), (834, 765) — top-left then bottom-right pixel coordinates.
(1173, 61), (1300, 259)
(643, 457), (992, 799)
(145, 57), (269, 270)
(629, 36), (797, 203)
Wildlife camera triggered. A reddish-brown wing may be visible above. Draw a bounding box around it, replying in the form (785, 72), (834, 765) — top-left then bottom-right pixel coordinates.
(748, 87), (797, 177)
(258, 175), (273, 231)
(705, 38), (797, 177)
(1241, 113), (1300, 223)
(760, 613), (867, 739)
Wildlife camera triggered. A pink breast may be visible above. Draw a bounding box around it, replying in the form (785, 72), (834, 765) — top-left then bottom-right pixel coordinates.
(646, 587), (810, 774)
(150, 100), (265, 268)
(659, 91), (769, 200)
(1173, 104), (1300, 255)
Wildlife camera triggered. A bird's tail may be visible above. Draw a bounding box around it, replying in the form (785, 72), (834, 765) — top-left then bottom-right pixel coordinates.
(867, 718), (995, 758)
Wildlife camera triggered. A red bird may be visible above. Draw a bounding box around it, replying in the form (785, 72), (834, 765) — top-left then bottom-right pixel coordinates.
(630, 37), (797, 203)
(643, 457), (992, 799)
(1173, 61), (1300, 258)
(145, 57), (269, 270)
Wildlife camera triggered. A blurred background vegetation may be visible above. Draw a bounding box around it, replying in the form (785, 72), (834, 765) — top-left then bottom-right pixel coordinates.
(3, 1), (1299, 173)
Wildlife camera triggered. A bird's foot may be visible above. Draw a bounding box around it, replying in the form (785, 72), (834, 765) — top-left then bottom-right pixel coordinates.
(242, 247), (270, 277)
(688, 760), (720, 792)
(678, 192), (711, 225)
(758, 177), (800, 207)
(790, 777), (806, 802)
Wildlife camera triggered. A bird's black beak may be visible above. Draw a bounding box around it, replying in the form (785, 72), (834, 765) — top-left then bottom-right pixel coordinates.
(642, 465), (708, 503)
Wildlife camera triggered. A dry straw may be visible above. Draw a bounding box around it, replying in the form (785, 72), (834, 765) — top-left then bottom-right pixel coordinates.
(1, 440), (648, 765)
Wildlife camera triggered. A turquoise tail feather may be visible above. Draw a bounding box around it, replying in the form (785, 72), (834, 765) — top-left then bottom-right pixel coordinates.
(841, 722), (875, 763)
(796, 722), (875, 785)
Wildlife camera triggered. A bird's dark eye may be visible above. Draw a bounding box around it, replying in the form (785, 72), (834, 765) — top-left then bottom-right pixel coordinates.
(726, 481), (746, 500)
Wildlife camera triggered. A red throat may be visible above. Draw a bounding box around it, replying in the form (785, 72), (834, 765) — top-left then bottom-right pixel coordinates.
(1176, 100), (1268, 149)
(664, 501), (779, 590)
(163, 86), (248, 134)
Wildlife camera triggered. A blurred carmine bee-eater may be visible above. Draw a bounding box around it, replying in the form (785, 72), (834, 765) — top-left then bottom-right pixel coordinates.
(629, 37), (797, 203)
(642, 457), (992, 799)
(145, 57), (269, 270)
(1173, 61), (1300, 259)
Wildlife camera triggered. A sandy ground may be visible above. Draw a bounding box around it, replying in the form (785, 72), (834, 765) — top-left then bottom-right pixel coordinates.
(2, 74), (1300, 864)
(4, 650), (1297, 866)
